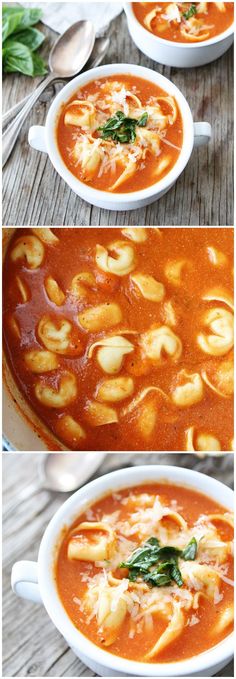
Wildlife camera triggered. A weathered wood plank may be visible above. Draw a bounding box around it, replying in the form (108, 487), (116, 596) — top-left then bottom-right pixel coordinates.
(2, 13), (233, 226)
(2, 452), (234, 676)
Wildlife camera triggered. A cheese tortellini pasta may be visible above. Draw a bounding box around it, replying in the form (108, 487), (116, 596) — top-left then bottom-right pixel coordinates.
(140, 325), (182, 363)
(197, 308), (234, 356)
(78, 302), (122, 332)
(35, 372), (77, 408)
(10, 235), (44, 269)
(95, 241), (136, 277)
(131, 273), (165, 302)
(38, 315), (83, 355)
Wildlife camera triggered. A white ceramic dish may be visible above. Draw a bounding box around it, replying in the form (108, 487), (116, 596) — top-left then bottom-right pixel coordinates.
(124, 3), (234, 68)
(12, 465), (234, 677)
(28, 63), (211, 211)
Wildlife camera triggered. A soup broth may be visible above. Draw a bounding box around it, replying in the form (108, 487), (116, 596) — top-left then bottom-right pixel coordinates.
(3, 227), (234, 452)
(133, 2), (234, 43)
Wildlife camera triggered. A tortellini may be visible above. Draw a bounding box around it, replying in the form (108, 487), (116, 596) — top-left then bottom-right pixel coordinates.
(64, 100), (96, 129)
(207, 246), (227, 268)
(84, 583), (127, 646)
(70, 272), (96, 299)
(164, 259), (191, 286)
(38, 315), (82, 355)
(31, 228), (59, 245)
(24, 349), (58, 373)
(202, 287), (234, 311)
(56, 415), (86, 449)
(140, 325), (182, 363)
(137, 400), (157, 440)
(35, 372), (77, 408)
(95, 241), (136, 277)
(10, 235), (44, 269)
(88, 335), (134, 374)
(85, 401), (118, 426)
(181, 563), (220, 600)
(78, 303), (122, 332)
(131, 273), (165, 302)
(197, 308), (234, 356)
(214, 605), (234, 634)
(185, 426), (221, 452)
(171, 370), (204, 407)
(68, 522), (115, 562)
(121, 228), (147, 243)
(45, 276), (65, 306)
(202, 359), (234, 398)
(96, 376), (134, 402)
(97, 587), (127, 646)
(145, 603), (184, 659)
(15, 275), (30, 303)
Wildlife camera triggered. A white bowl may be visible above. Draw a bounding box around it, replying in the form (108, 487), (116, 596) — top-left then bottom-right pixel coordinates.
(124, 3), (234, 67)
(12, 464), (234, 677)
(28, 63), (211, 211)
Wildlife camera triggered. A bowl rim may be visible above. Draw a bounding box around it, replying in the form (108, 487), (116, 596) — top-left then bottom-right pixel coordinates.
(38, 464), (234, 677)
(45, 62), (194, 203)
(124, 2), (234, 49)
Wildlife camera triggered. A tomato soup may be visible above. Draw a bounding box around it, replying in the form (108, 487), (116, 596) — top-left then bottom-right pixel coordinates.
(56, 482), (234, 663)
(133, 3), (234, 43)
(2, 227), (234, 452)
(56, 75), (183, 193)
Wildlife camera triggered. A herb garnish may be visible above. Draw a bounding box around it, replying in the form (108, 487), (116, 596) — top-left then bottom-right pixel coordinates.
(120, 536), (198, 588)
(98, 110), (148, 144)
(182, 4), (197, 20)
(2, 4), (47, 77)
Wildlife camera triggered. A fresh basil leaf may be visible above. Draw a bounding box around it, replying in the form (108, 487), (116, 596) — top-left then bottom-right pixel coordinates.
(138, 112), (148, 127)
(13, 27), (45, 51)
(144, 571), (172, 587)
(98, 110), (148, 144)
(3, 40), (34, 75)
(2, 8), (25, 42)
(157, 546), (182, 559)
(31, 51), (47, 75)
(182, 537), (197, 561)
(170, 563), (183, 587)
(2, 5), (43, 42)
(183, 4), (197, 20)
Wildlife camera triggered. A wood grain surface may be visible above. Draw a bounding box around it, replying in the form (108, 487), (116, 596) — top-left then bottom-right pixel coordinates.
(2, 10), (233, 227)
(2, 451), (234, 677)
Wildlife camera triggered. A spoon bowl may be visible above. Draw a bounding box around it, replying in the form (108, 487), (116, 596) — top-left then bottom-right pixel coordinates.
(42, 452), (106, 492)
(49, 20), (95, 77)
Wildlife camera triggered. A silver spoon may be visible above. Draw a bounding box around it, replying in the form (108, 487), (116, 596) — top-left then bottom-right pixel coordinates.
(3, 453), (106, 515)
(2, 20), (95, 167)
(2, 36), (109, 129)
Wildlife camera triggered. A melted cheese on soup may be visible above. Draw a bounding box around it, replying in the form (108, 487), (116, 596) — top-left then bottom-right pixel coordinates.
(2, 227), (234, 452)
(56, 75), (183, 193)
(133, 3), (234, 43)
(56, 483), (234, 663)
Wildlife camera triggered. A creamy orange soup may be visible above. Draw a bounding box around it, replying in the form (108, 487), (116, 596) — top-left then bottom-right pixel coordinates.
(133, 3), (234, 43)
(56, 483), (234, 663)
(3, 227), (234, 452)
(56, 75), (183, 193)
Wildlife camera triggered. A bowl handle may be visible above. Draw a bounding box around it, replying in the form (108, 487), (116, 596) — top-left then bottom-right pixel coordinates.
(11, 560), (42, 604)
(28, 125), (47, 153)
(193, 122), (212, 148)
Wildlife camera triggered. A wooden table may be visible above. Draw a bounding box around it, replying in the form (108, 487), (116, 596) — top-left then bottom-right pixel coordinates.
(3, 451), (234, 677)
(2, 11), (233, 227)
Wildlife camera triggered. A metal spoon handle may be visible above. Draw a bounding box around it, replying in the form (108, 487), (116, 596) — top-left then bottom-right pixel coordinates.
(3, 77), (67, 129)
(2, 71), (58, 167)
